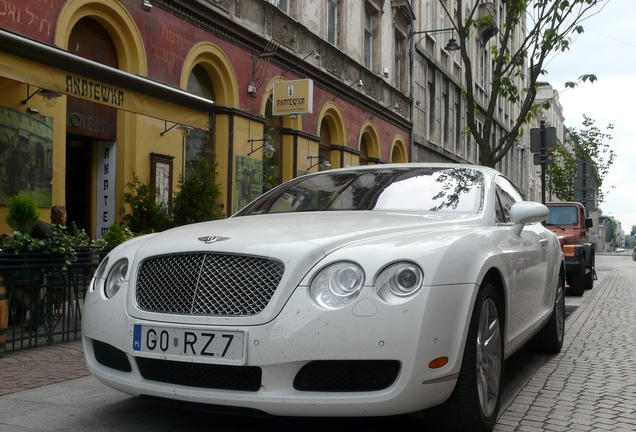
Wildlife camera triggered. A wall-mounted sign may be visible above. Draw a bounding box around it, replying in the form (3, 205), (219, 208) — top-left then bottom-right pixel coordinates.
(272, 79), (314, 116)
(96, 141), (116, 239)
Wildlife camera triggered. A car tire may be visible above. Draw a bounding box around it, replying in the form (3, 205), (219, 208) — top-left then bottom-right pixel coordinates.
(567, 265), (585, 296)
(524, 270), (565, 354)
(421, 282), (503, 432)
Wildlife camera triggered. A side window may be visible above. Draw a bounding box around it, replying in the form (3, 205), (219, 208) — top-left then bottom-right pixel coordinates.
(495, 176), (524, 224)
(277, 0), (289, 14)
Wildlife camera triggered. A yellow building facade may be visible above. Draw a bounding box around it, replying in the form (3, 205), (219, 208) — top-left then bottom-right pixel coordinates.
(0, 0), (411, 238)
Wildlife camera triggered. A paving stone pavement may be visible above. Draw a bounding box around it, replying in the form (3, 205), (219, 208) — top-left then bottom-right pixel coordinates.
(1, 258), (634, 431)
(494, 262), (636, 432)
(0, 339), (89, 396)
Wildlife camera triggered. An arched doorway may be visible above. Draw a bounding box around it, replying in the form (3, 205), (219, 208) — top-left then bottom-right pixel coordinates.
(66, 17), (118, 234)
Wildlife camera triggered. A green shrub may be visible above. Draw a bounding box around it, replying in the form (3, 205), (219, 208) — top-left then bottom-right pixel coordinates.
(119, 172), (171, 234)
(99, 222), (134, 247)
(171, 158), (225, 227)
(6, 194), (40, 234)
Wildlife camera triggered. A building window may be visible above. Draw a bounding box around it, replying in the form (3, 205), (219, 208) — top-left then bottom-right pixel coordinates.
(425, 0), (435, 31)
(327, 0), (338, 45)
(428, 80), (435, 141)
(277, 0), (289, 14)
(477, 42), (486, 88)
(186, 65), (215, 176)
(394, 34), (404, 91)
(264, 96), (284, 192)
(364, 9), (373, 69)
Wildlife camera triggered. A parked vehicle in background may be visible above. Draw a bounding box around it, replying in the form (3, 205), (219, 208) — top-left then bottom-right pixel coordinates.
(83, 164), (565, 432)
(632, 247), (636, 261)
(545, 202), (596, 296)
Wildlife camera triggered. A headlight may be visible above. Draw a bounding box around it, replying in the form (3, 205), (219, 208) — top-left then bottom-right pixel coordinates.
(90, 257), (109, 292)
(376, 262), (423, 303)
(310, 262), (364, 309)
(104, 259), (128, 299)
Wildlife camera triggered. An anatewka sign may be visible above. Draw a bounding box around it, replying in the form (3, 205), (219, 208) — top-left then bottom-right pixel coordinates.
(272, 79), (313, 115)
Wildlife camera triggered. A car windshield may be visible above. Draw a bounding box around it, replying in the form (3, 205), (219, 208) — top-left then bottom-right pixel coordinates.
(237, 167), (484, 215)
(546, 206), (578, 226)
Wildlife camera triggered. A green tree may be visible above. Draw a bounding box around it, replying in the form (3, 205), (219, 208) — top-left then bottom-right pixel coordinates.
(119, 172), (171, 234)
(440, 0), (604, 167)
(6, 194), (40, 234)
(546, 115), (615, 203)
(171, 158), (225, 227)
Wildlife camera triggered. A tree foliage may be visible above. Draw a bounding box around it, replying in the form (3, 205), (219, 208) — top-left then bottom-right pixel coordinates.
(119, 172), (171, 234)
(441, 0), (607, 167)
(546, 115), (615, 203)
(171, 158), (225, 226)
(119, 159), (225, 235)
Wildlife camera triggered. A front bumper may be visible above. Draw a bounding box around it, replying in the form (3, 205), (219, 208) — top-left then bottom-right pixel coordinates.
(564, 255), (585, 273)
(82, 282), (476, 417)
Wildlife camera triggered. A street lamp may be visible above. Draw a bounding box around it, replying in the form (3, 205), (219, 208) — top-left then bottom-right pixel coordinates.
(412, 28), (461, 52)
(307, 155), (331, 171)
(248, 138), (276, 158)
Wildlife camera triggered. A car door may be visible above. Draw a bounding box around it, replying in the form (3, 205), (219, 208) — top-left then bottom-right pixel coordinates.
(495, 176), (549, 343)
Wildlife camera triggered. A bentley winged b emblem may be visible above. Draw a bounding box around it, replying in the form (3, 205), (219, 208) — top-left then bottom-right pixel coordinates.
(197, 235), (231, 244)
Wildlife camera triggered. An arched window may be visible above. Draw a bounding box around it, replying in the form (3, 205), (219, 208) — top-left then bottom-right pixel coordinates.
(186, 65), (215, 175)
(359, 139), (369, 165)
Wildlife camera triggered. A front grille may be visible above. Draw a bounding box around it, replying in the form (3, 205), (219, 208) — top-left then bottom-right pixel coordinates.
(93, 339), (132, 372)
(293, 360), (400, 392)
(136, 253), (284, 315)
(136, 357), (262, 391)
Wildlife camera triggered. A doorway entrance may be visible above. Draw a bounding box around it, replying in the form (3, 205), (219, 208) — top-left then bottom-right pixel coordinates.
(65, 136), (93, 236)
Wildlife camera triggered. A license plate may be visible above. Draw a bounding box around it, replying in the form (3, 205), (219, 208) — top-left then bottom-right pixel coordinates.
(132, 324), (245, 363)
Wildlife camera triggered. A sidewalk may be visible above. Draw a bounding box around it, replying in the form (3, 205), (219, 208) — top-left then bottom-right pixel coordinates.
(1, 258), (635, 431)
(0, 339), (89, 396)
(494, 261), (636, 431)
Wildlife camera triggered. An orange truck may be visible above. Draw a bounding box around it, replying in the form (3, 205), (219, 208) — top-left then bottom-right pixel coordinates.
(545, 202), (596, 296)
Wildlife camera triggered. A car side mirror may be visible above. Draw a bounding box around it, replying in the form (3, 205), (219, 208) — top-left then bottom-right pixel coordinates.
(585, 218), (593, 229)
(509, 201), (549, 236)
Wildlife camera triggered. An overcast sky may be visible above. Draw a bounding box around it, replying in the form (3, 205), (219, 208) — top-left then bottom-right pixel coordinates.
(539, 0), (636, 234)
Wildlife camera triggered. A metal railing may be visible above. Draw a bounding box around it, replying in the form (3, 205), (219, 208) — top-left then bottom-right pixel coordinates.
(0, 246), (109, 354)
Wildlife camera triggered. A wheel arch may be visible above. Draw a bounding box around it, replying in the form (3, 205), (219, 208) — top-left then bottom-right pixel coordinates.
(482, 268), (506, 322)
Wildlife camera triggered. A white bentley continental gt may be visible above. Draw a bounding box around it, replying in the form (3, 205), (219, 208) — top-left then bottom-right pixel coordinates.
(82, 163), (565, 431)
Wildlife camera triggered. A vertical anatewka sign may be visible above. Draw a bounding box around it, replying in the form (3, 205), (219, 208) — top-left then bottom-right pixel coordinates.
(96, 141), (116, 239)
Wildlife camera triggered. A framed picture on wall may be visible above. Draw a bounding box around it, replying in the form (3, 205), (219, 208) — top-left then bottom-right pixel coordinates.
(150, 153), (174, 213)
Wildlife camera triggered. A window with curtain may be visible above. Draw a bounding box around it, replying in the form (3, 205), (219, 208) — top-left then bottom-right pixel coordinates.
(394, 34), (404, 91)
(327, 0), (338, 45)
(364, 8), (373, 69)
(277, 0), (289, 14)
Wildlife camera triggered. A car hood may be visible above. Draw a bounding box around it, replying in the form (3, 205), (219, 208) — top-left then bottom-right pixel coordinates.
(131, 211), (482, 257)
(123, 211), (482, 325)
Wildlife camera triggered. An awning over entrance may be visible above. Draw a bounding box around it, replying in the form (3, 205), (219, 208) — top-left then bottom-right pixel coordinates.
(0, 29), (214, 131)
